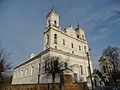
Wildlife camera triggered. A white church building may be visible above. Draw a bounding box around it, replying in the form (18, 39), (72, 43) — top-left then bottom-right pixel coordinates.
(12, 8), (93, 84)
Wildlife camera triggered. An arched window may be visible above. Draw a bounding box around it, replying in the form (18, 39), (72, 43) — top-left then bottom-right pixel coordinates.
(79, 45), (81, 51)
(80, 65), (83, 75)
(47, 34), (49, 44)
(63, 39), (65, 45)
(54, 20), (57, 26)
(88, 66), (90, 74)
(74, 73), (78, 82)
(20, 70), (23, 78)
(48, 20), (51, 26)
(31, 66), (34, 76)
(103, 66), (106, 73)
(54, 34), (57, 44)
(71, 43), (74, 48)
(25, 68), (28, 77)
(84, 46), (86, 53)
(82, 35), (84, 40)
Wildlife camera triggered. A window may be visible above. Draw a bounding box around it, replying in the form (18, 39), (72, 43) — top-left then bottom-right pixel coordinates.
(82, 35), (84, 40)
(74, 73), (78, 82)
(25, 68), (28, 77)
(45, 61), (47, 73)
(55, 46), (57, 49)
(103, 66), (106, 73)
(88, 66), (90, 75)
(77, 35), (79, 38)
(63, 39), (65, 45)
(71, 43), (74, 48)
(80, 66), (83, 75)
(47, 34), (49, 44)
(30, 66), (34, 76)
(38, 63), (41, 73)
(54, 21), (57, 26)
(14, 72), (16, 79)
(16, 71), (19, 78)
(20, 70), (23, 78)
(72, 51), (74, 54)
(100, 81), (102, 85)
(54, 34), (57, 44)
(48, 20), (51, 26)
(79, 45), (81, 51)
(65, 62), (68, 69)
(84, 46), (86, 53)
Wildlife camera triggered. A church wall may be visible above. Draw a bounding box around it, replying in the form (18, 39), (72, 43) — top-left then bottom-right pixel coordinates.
(12, 58), (40, 84)
(12, 48), (93, 84)
(49, 50), (91, 82)
(47, 28), (88, 58)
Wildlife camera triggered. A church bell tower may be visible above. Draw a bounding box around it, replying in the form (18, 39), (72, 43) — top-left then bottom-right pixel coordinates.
(44, 8), (60, 50)
(46, 7), (60, 29)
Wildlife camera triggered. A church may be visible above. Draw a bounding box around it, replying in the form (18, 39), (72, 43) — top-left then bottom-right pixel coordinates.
(12, 8), (93, 85)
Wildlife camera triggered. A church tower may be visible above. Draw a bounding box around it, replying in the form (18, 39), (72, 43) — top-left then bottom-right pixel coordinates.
(46, 8), (60, 29)
(75, 23), (86, 40)
(44, 8), (60, 50)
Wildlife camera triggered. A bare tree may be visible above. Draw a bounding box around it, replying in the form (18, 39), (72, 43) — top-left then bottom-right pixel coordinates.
(43, 56), (68, 90)
(0, 45), (11, 84)
(101, 46), (120, 87)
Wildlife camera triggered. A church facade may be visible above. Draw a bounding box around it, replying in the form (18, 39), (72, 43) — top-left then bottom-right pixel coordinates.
(12, 8), (93, 84)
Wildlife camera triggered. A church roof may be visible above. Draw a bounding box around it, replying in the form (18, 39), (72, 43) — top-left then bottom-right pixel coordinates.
(14, 48), (50, 69)
(46, 7), (59, 17)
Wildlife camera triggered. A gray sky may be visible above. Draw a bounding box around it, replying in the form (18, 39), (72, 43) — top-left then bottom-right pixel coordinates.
(0, 0), (120, 69)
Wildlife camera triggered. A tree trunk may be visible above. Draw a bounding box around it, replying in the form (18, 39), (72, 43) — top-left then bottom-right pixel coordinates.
(52, 78), (55, 90)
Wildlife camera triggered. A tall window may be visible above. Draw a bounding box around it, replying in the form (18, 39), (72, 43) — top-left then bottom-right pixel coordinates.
(80, 66), (83, 75)
(79, 45), (81, 51)
(47, 34), (49, 44)
(17, 71), (19, 78)
(30, 66), (34, 76)
(103, 66), (106, 73)
(77, 35), (79, 38)
(65, 62), (68, 69)
(38, 63), (41, 73)
(54, 34), (57, 44)
(74, 73), (78, 82)
(14, 72), (16, 79)
(48, 20), (51, 26)
(54, 20), (57, 26)
(25, 68), (28, 77)
(84, 46), (86, 53)
(82, 35), (84, 40)
(63, 39), (65, 45)
(71, 43), (74, 48)
(88, 66), (90, 75)
(20, 70), (23, 78)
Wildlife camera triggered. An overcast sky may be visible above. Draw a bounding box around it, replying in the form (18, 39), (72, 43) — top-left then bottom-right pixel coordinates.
(0, 0), (120, 69)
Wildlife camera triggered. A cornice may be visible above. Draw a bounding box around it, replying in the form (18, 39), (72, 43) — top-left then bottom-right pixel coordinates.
(14, 47), (88, 69)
